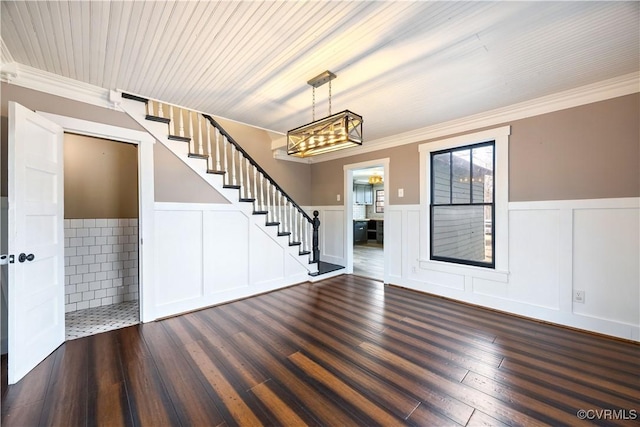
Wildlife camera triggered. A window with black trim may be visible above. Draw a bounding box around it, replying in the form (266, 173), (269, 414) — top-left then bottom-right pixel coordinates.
(430, 141), (494, 268)
(375, 190), (384, 213)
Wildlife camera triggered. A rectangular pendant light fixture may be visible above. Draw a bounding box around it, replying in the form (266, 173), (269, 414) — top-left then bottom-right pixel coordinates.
(287, 71), (363, 158)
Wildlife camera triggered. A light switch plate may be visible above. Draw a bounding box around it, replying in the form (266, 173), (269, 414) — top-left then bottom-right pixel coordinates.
(398, 188), (404, 197)
(337, 194), (341, 202)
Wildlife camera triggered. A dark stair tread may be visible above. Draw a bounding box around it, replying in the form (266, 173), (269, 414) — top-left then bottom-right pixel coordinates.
(122, 93), (148, 103)
(223, 185), (241, 189)
(289, 242), (301, 246)
(207, 169), (226, 175)
(253, 211), (268, 215)
(146, 115), (170, 124)
(168, 134), (191, 142)
(299, 250), (311, 255)
(278, 232), (291, 236)
(239, 198), (255, 203)
(265, 222), (280, 226)
(188, 153), (208, 159)
(308, 261), (345, 277)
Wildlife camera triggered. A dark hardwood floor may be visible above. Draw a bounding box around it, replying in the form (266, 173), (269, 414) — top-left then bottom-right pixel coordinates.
(2, 275), (639, 426)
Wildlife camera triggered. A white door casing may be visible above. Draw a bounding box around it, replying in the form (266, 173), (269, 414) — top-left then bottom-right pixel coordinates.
(343, 158), (390, 282)
(37, 111), (156, 325)
(8, 102), (65, 384)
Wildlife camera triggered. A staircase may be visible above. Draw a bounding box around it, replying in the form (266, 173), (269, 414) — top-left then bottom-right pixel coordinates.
(118, 92), (323, 276)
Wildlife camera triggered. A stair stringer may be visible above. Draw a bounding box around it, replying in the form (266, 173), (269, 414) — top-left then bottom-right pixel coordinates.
(119, 96), (318, 275)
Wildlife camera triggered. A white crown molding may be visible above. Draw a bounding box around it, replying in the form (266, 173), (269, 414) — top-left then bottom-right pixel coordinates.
(1, 62), (116, 110)
(308, 71), (640, 163)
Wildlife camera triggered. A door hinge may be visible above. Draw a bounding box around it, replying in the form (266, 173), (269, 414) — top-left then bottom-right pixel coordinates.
(0, 254), (14, 265)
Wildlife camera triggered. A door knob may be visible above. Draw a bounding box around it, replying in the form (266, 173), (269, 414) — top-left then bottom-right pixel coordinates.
(18, 253), (35, 263)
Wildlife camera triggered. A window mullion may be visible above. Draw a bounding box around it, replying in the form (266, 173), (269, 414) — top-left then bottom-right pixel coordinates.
(469, 148), (474, 203)
(449, 151), (453, 204)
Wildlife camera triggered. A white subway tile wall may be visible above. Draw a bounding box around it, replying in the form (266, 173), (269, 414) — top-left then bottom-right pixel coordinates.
(64, 218), (139, 313)
(353, 204), (366, 220)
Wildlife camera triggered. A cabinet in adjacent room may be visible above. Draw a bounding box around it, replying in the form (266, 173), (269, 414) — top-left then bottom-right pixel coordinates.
(354, 184), (373, 204)
(354, 220), (368, 244)
(375, 220), (384, 244)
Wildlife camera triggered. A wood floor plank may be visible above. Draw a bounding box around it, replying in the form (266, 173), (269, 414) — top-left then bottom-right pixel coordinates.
(87, 382), (131, 427)
(87, 332), (131, 427)
(251, 310), (422, 420)
(288, 351), (402, 426)
(245, 295), (474, 425)
(184, 340), (263, 426)
(2, 275), (638, 426)
(117, 325), (180, 427)
(476, 363), (635, 424)
(406, 402), (464, 427)
(232, 331), (368, 426)
(358, 340), (547, 426)
(250, 380), (310, 426)
(462, 370), (599, 426)
(499, 358), (640, 409)
(181, 314), (270, 390)
(38, 339), (88, 427)
(386, 283), (638, 362)
(1, 399), (46, 427)
(466, 409), (510, 427)
(141, 322), (226, 426)
(382, 323), (503, 374)
(1, 346), (56, 411)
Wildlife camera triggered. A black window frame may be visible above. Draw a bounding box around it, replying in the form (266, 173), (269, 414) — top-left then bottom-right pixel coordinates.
(430, 140), (495, 269)
(375, 189), (384, 213)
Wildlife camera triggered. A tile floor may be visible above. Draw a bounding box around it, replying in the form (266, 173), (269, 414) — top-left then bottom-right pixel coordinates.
(65, 300), (139, 340)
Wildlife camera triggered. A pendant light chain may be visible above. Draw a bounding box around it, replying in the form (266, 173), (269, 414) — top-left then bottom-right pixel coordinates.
(329, 80), (332, 116)
(312, 86), (316, 122)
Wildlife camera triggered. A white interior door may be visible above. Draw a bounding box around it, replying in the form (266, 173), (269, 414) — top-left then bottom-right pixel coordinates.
(8, 102), (65, 384)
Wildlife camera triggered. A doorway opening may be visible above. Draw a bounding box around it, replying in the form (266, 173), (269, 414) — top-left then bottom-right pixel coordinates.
(63, 133), (140, 340)
(344, 158), (388, 282)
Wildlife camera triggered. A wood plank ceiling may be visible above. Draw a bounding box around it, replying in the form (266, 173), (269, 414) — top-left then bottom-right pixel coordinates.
(1, 1), (639, 141)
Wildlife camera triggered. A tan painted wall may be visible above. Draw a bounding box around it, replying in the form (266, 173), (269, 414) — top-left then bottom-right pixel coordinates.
(508, 93), (639, 201)
(64, 133), (139, 219)
(213, 116), (312, 206)
(311, 93), (640, 205)
(153, 142), (229, 203)
(0, 83), (227, 203)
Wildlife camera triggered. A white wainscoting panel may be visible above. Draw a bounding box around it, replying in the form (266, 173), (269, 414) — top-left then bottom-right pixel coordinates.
(472, 277), (508, 298)
(285, 252), (309, 277)
(250, 222), (285, 287)
(415, 268), (466, 292)
(508, 209), (560, 309)
(321, 208), (345, 265)
(203, 211), (249, 294)
(152, 203), (311, 319)
(572, 207), (639, 325)
(303, 206), (346, 267)
(155, 210), (203, 308)
(320, 199), (639, 341)
(387, 209), (403, 280)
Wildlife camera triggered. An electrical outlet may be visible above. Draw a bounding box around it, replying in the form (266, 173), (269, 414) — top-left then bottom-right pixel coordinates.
(337, 194), (341, 202)
(573, 290), (585, 303)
